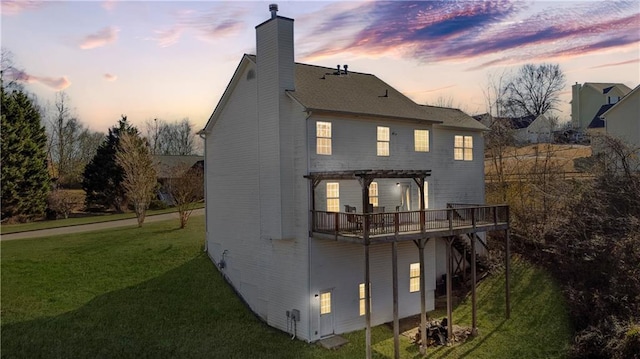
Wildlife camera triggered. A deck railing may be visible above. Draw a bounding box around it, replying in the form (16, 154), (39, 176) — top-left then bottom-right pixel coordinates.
(311, 204), (508, 240)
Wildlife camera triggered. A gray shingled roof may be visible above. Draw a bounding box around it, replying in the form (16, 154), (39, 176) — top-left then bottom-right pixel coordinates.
(586, 82), (632, 95)
(153, 155), (204, 178)
(246, 55), (485, 131)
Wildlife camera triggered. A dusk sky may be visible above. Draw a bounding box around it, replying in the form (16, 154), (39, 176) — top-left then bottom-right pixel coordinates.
(2, 0), (639, 133)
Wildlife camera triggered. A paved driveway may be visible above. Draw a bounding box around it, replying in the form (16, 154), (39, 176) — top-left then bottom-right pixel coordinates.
(1, 208), (204, 241)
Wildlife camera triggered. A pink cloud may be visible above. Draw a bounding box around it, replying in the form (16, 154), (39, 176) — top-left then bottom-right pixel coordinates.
(152, 27), (183, 48)
(4, 68), (70, 91)
(79, 26), (119, 50)
(300, 1), (639, 68)
(103, 73), (117, 81)
(589, 58), (640, 69)
(102, 0), (117, 12)
(149, 5), (246, 47)
(1, 0), (46, 15)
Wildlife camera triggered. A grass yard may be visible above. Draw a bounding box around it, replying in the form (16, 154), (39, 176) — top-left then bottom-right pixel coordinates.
(1, 217), (572, 358)
(0, 202), (204, 235)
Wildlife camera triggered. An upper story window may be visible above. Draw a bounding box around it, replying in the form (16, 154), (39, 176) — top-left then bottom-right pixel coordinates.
(454, 135), (473, 161)
(326, 182), (339, 212)
(414, 129), (430, 152)
(377, 126), (390, 156)
(369, 182), (378, 207)
(316, 121), (332, 155)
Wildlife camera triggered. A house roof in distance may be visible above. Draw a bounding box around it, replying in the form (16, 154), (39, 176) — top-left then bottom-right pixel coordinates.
(584, 82), (633, 95)
(153, 155), (204, 178)
(587, 104), (615, 128)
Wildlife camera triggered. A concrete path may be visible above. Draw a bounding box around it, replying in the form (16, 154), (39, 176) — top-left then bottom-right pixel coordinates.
(1, 208), (204, 241)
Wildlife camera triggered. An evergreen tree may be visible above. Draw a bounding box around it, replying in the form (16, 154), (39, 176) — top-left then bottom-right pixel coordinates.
(82, 116), (137, 212)
(1, 83), (51, 220)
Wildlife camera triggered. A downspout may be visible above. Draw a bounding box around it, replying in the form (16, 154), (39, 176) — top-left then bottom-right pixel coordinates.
(305, 110), (314, 342)
(198, 129), (208, 252)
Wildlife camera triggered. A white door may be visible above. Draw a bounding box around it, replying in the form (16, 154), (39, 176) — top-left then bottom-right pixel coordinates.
(319, 290), (334, 337)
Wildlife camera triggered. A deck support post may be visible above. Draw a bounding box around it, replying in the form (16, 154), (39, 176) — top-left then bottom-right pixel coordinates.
(365, 241), (371, 359)
(417, 238), (428, 354)
(471, 233), (478, 335)
(505, 229), (511, 319)
(446, 237), (453, 341)
(392, 240), (400, 359)
(361, 178), (373, 359)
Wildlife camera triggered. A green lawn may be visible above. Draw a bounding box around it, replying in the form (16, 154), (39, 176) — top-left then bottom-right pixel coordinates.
(0, 203), (204, 235)
(1, 218), (572, 358)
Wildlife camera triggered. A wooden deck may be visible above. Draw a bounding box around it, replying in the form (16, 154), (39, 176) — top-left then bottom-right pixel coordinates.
(311, 204), (509, 244)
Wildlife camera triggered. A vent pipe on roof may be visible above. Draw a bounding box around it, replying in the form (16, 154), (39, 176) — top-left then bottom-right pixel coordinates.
(336, 64), (341, 75)
(344, 64), (348, 75)
(269, 3), (278, 19)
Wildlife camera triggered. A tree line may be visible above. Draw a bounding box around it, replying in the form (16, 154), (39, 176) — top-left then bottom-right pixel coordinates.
(1, 51), (203, 227)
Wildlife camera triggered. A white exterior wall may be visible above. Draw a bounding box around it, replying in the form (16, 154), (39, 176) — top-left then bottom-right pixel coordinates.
(309, 237), (436, 340)
(306, 114), (484, 340)
(256, 16), (313, 341)
(205, 60), (266, 315)
(206, 16), (315, 341)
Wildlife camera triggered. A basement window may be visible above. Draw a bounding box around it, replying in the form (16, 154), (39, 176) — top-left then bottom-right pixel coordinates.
(410, 263), (420, 292)
(359, 283), (371, 316)
(454, 135), (473, 161)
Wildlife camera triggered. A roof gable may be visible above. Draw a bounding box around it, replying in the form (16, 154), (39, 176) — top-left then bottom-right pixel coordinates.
(204, 54), (486, 132)
(204, 54), (256, 132)
(584, 82), (632, 96)
(601, 85), (640, 119)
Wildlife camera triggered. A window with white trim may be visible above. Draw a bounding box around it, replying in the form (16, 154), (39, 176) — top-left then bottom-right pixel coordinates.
(409, 263), (420, 292)
(454, 135), (473, 161)
(316, 121), (332, 155)
(326, 182), (339, 212)
(369, 182), (378, 207)
(377, 126), (389, 156)
(414, 129), (430, 152)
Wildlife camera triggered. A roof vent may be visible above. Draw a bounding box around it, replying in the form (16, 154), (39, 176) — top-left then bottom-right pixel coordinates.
(269, 4), (278, 19)
(343, 64), (348, 75)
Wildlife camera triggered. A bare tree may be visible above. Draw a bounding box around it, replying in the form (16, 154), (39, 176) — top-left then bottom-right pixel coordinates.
(482, 70), (510, 117)
(46, 92), (104, 187)
(165, 163), (204, 228)
(115, 133), (157, 227)
(144, 118), (197, 155)
(504, 63), (566, 117)
(1, 48), (23, 91)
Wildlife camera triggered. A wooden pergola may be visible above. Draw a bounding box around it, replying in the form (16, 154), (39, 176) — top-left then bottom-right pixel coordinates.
(305, 170), (511, 359)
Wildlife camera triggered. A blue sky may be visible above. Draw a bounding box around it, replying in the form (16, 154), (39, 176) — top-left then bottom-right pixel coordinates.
(2, 0), (639, 132)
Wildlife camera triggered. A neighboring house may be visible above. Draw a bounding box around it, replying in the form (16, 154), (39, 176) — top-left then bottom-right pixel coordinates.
(600, 85), (640, 151)
(153, 155), (203, 204)
(201, 6), (509, 349)
(571, 82), (633, 132)
(474, 113), (554, 143)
